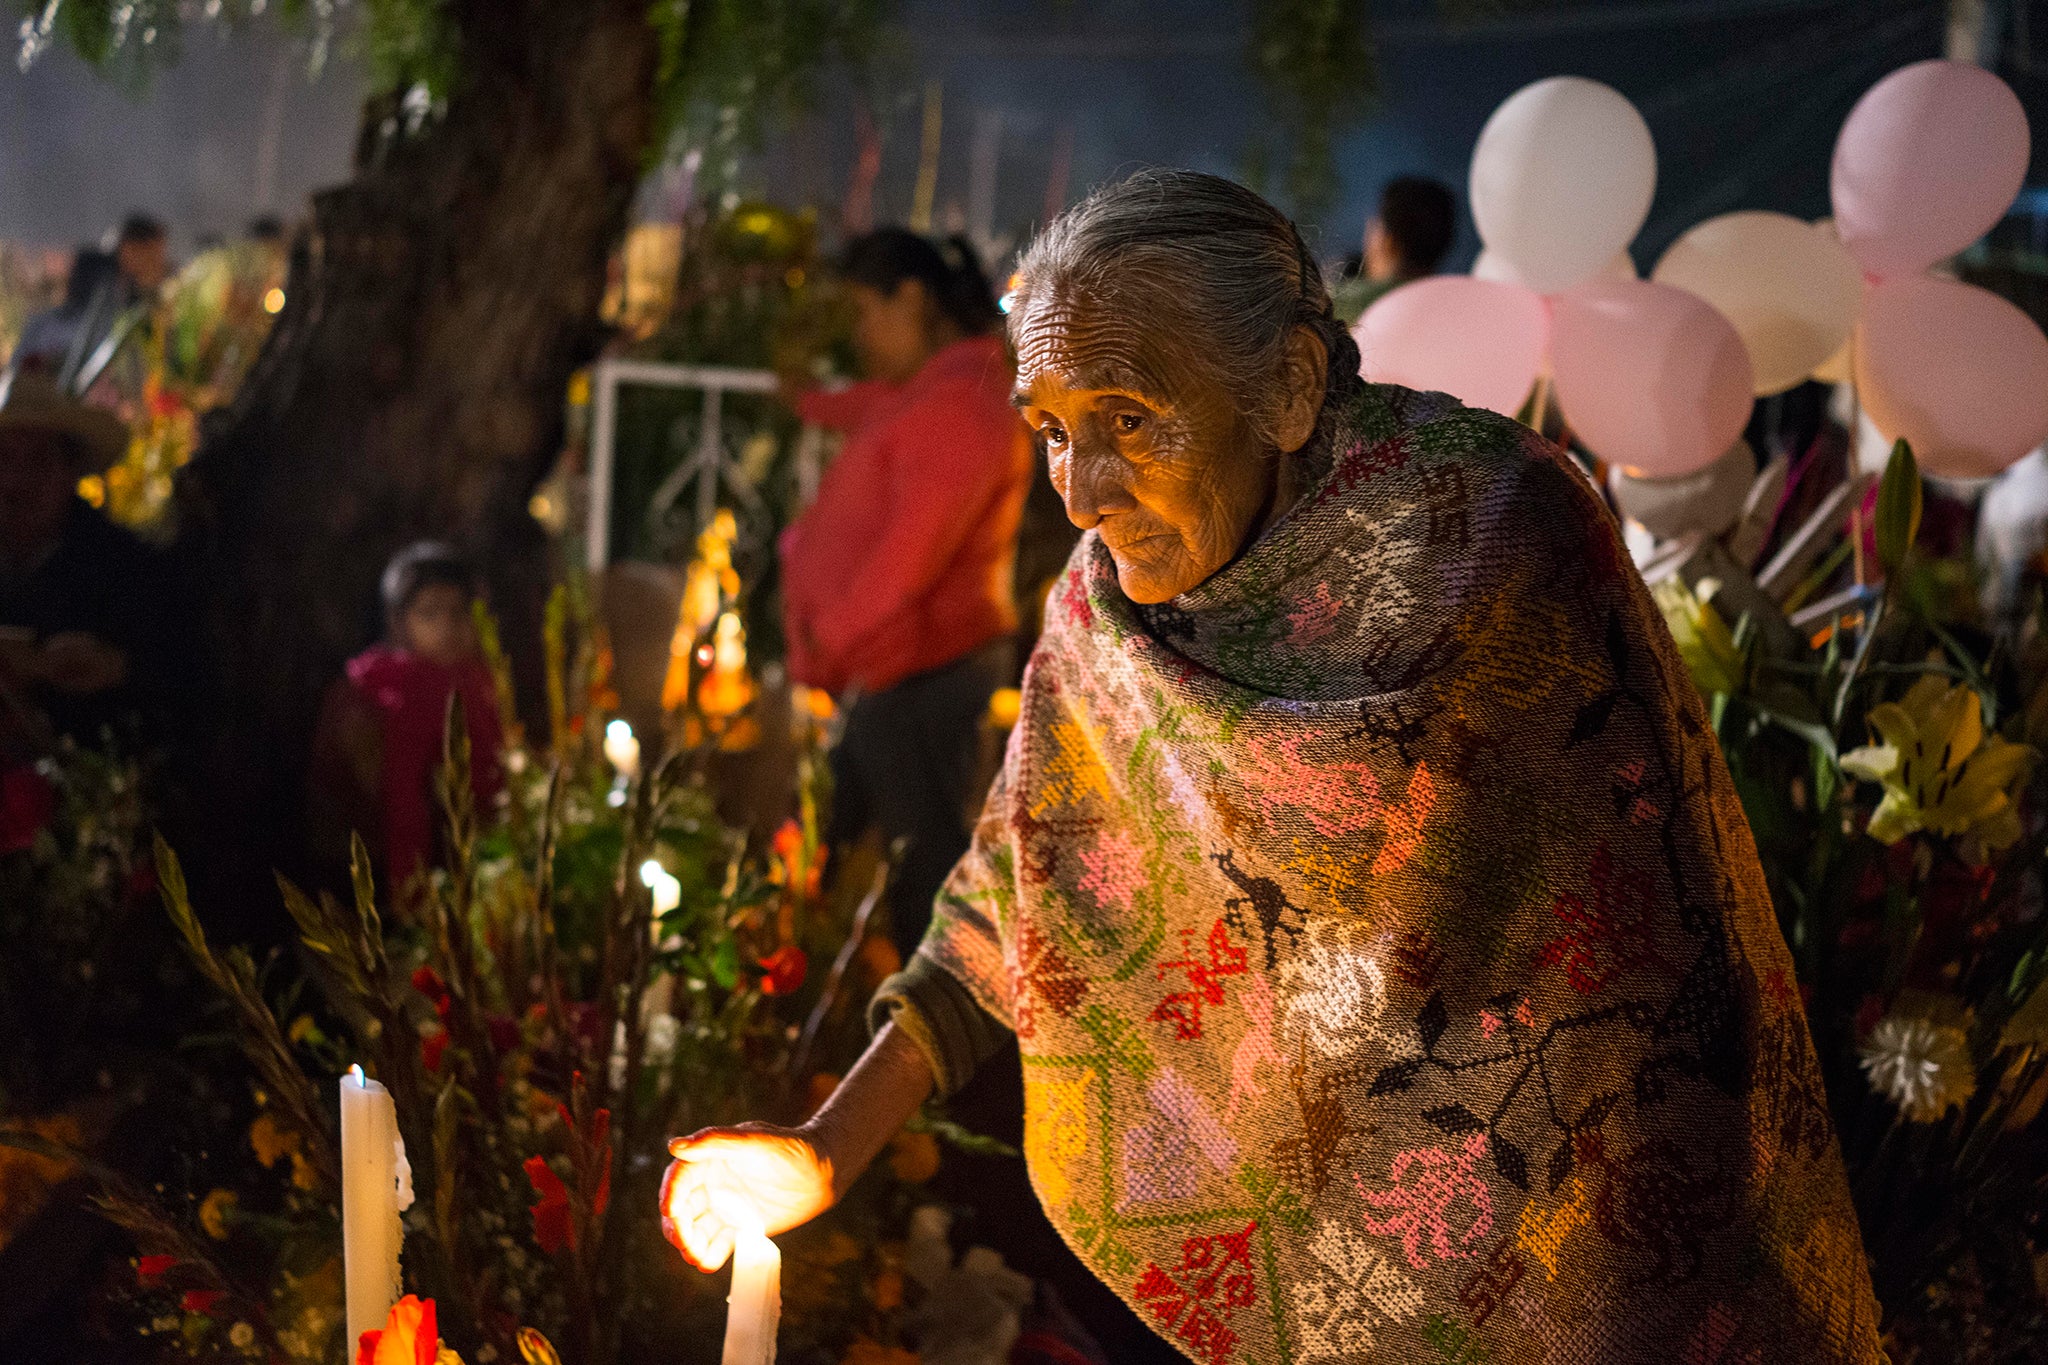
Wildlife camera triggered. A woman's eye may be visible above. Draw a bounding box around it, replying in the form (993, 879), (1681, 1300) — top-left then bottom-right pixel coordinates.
(1114, 412), (1147, 434)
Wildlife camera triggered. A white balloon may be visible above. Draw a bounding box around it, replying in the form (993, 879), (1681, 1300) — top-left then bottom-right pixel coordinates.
(1473, 247), (1634, 288)
(1470, 77), (1657, 294)
(1652, 210), (1864, 396)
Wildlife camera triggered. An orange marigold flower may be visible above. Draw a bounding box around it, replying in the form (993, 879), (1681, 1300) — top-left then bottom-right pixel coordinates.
(248, 1111), (299, 1169)
(886, 1130), (940, 1184)
(198, 1188), (238, 1241)
(805, 1071), (841, 1119)
(855, 936), (902, 988)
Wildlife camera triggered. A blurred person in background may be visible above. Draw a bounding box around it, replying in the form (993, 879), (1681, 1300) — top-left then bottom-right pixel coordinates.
(0, 372), (176, 750)
(14, 214), (171, 400)
(778, 228), (1033, 959)
(308, 541), (504, 896)
(1332, 174), (1457, 324)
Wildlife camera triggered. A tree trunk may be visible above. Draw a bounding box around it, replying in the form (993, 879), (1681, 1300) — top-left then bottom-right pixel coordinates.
(180, 1), (660, 912)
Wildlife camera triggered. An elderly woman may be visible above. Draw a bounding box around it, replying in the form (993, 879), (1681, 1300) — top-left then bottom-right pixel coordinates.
(665, 172), (1881, 1364)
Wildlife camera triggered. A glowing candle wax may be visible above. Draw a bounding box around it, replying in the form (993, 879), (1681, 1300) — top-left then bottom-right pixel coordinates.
(340, 1065), (412, 1349)
(722, 1224), (781, 1365)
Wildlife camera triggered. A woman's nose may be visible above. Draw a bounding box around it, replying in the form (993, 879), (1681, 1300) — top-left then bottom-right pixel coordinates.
(1061, 448), (1135, 531)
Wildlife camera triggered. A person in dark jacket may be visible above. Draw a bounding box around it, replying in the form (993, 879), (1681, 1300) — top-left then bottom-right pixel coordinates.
(0, 372), (176, 753)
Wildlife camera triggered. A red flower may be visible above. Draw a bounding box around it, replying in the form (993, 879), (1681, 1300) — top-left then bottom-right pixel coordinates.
(421, 1028), (449, 1074)
(0, 765), (55, 855)
(410, 966), (446, 997)
(524, 1155), (574, 1254)
(136, 1254), (177, 1285)
(180, 1288), (226, 1315)
(356, 1294), (437, 1365)
(488, 1013), (520, 1054)
(124, 862), (157, 902)
(587, 1109), (612, 1222)
(759, 944), (807, 996)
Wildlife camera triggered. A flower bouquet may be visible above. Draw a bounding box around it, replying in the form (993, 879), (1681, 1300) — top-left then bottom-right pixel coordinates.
(1647, 439), (2048, 1356)
(53, 551), (939, 1364)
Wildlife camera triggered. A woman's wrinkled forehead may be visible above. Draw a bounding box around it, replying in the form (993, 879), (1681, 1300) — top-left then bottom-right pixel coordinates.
(1008, 282), (1198, 408)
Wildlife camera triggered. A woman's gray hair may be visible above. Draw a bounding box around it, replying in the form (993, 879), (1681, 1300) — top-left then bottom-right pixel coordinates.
(1009, 169), (1364, 448)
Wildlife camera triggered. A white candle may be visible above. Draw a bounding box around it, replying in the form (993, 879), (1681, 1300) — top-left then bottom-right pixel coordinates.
(604, 720), (641, 778)
(722, 1226), (781, 1365)
(640, 858), (682, 918)
(340, 1066), (413, 1349)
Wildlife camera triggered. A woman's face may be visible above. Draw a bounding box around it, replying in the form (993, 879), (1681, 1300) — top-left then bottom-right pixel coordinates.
(849, 280), (935, 385)
(1012, 287), (1322, 604)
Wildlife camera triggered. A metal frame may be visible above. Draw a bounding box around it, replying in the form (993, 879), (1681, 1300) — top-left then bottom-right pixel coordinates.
(584, 356), (781, 573)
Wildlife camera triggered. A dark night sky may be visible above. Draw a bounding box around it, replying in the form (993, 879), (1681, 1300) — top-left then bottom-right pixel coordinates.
(0, 1), (1984, 269)
(0, 24), (359, 252)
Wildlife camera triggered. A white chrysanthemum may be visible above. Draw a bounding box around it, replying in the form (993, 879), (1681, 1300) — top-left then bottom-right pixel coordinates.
(1860, 1014), (1976, 1122)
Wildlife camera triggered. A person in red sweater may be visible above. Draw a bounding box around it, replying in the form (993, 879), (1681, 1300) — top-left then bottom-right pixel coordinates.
(780, 229), (1033, 955)
(309, 543), (503, 898)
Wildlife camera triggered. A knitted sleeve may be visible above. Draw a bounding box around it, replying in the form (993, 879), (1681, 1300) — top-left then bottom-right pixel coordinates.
(867, 951), (1011, 1097)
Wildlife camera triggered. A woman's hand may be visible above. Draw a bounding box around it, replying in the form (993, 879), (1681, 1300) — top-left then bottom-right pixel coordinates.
(660, 1122), (836, 1272)
(658, 1021), (936, 1273)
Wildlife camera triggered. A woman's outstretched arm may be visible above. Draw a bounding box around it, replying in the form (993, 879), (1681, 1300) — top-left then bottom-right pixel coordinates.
(660, 1019), (934, 1271)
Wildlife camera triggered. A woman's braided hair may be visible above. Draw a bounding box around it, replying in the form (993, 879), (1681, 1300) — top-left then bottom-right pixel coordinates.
(1008, 168), (1364, 450)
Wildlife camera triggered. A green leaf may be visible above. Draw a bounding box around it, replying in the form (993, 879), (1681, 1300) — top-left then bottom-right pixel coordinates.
(707, 933), (740, 991)
(1875, 439), (1923, 574)
(905, 1106), (1022, 1159)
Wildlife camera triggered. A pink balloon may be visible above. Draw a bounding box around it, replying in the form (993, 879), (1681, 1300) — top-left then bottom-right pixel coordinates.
(1352, 276), (1548, 417)
(1550, 279), (1754, 478)
(1832, 60), (2029, 278)
(1854, 275), (2048, 479)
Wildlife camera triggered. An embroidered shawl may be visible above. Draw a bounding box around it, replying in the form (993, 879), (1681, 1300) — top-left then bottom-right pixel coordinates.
(916, 384), (1882, 1364)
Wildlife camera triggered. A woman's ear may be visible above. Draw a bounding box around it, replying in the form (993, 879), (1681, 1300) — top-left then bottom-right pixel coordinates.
(1271, 326), (1330, 454)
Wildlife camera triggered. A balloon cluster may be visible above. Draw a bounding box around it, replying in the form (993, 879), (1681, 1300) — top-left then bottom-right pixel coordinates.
(1355, 62), (2047, 482)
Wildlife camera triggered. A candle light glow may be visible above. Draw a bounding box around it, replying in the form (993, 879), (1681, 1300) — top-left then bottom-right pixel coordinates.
(640, 858), (682, 917)
(603, 719), (641, 777)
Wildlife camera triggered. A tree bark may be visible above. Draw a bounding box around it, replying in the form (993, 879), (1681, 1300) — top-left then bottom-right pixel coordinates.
(180, 0), (660, 912)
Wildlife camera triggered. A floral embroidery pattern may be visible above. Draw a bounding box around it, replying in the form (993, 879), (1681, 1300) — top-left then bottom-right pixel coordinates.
(1288, 582), (1344, 646)
(1536, 842), (1669, 994)
(1010, 914), (1087, 1041)
(1292, 1220), (1424, 1360)
(1151, 919), (1248, 1040)
(1079, 828), (1148, 914)
(1121, 1067), (1238, 1210)
(1281, 924), (1391, 1058)
(1359, 1131), (1496, 1269)
(1133, 1223), (1260, 1365)
(1024, 1067), (1094, 1210)
(1225, 969), (1284, 1123)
